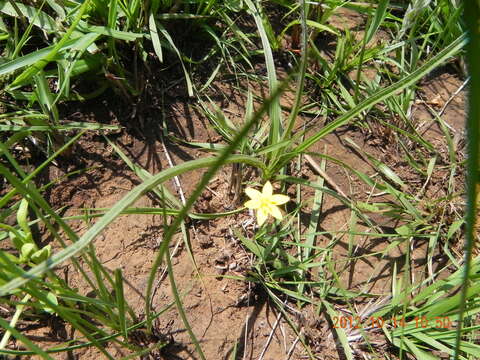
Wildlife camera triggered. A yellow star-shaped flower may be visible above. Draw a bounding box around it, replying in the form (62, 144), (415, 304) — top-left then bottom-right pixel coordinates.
(244, 181), (290, 226)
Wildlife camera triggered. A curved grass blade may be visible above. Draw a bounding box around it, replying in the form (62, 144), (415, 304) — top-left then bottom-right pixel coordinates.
(244, 0), (282, 155)
(0, 155), (264, 296)
(0, 33), (99, 77)
(0, 122), (120, 131)
(287, 33), (466, 160)
(143, 78), (292, 357)
(0, 302), (174, 356)
(282, 0), (309, 141)
(154, 21), (193, 97)
(66, 207), (242, 221)
(76, 24), (144, 41)
(0, 317), (54, 360)
(8, 0), (92, 89)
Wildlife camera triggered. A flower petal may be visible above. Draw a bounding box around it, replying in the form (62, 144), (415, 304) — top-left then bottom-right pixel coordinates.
(244, 199), (260, 209)
(271, 194), (290, 205)
(245, 187), (262, 200)
(257, 208), (268, 226)
(269, 204), (283, 220)
(262, 181), (273, 197)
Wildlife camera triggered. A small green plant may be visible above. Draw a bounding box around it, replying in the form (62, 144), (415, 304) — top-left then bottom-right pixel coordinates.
(0, 199), (56, 350)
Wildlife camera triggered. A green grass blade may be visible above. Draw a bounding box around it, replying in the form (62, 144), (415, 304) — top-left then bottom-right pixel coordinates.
(455, 3), (479, 359)
(0, 155), (264, 296)
(0, 122), (120, 131)
(0, 0), (57, 32)
(283, 0), (309, 140)
(77, 25), (144, 41)
(244, 0), (282, 155)
(148, 12), (163, 62)
(0, 33), (99, 77)
(291, 33), (466, 156)
(0, 316), (54, 360)
(154, 21), (193, 97)
(8, 0), (92, 89)
(114, 269), (127, 339)
(322, 300), (354, 360)
(365, 0), (389, 44)
(165, 252), (206, 360)
(144, 78), (291, 335)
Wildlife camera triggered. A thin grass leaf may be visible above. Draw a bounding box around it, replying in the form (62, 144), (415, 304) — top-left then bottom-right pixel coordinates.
(455, 3), (479, 358)
(244, 0), (282, 156)
(0, 300), (175, 356)
(0, 155), (264, 296)
(144, 79), (291, 334)
(114, 269), (127, 339)
(149, 12), (163, 62)
(77, 25), (144, 41)
(0, 122), (120, 131)
(154, 21), (193, 97)
(33, 70), (59, 124)
(0, 316), (54, 360)
(298, 155), (324, 296)
(322, 300), (354, 360)
(399, 337), (438, 360)
(105, 137), (182, 209)
(288, 34), (466, 159)
(365, 0), (389, 44)
(0, 33), (99, 77)
(283, 0), (309, 142)
(165, 252), (206, 360)
(8, 0), (92, 89)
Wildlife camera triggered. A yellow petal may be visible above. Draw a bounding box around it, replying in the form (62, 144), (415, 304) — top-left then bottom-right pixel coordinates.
(262, 181), (273, 197)
(271, 194), (290, 205)
(245, 187), (262, 200)
(244, 199), (260, 209)
(269, 204), (283, 220)
(257, 208), (268, 226)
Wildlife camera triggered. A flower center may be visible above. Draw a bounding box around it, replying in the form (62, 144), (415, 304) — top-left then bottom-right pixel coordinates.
(260, 196), (272, 208)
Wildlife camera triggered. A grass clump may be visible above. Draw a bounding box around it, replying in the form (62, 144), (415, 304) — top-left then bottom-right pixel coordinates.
(0, 0), (478, 359)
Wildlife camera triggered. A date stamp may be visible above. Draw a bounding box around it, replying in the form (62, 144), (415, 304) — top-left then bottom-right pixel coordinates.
(333, 316), (453, 329)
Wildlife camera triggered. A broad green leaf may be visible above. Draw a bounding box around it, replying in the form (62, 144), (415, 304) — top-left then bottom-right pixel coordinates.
(46, 0), (65, 19)
(17, 198), (30, 235)
(0, 32), (97, 77)
(41, 292), (59, 314)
